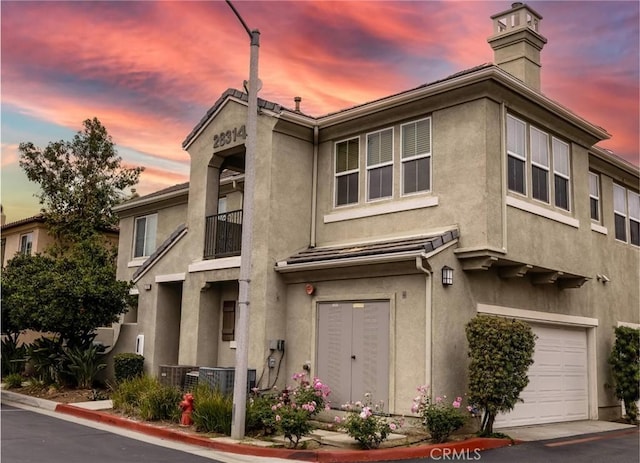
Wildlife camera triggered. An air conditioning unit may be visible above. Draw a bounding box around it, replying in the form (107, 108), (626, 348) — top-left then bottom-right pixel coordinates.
(158, 365), (199, 389)
(184, 371), (199, 392)
(198, 367), (257, 395)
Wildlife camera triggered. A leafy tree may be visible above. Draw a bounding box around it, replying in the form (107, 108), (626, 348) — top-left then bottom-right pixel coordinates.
(466, 315), (536, 435)
(1, 238), (131, 347)
(609, 326), (640, 423)
(18, 117), (143, 242)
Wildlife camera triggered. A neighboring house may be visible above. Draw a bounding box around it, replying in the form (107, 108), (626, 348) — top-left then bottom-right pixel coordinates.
(1, 214), (52, 267)
(113, 3), (639, 428)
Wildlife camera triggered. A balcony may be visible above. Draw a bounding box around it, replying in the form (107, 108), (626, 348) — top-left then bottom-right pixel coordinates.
(204, 209), (243, 259)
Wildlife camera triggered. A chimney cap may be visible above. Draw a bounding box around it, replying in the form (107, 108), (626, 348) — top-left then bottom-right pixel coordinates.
(511, 2), (524, 8)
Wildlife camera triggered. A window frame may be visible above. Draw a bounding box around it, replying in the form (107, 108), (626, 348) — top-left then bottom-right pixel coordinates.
(334, 137), (360, 207)
(552, 137), (571, 211)
(133, 213), (158, 258)
(588, 172), (601, 223)
(366, 127), (394, 202)
(613, 183), (628, 243)
(19, 232), (33, 255)
(530, 126), (550, 204)
(507, 114), (528, 196)
(401, 117), (432, 196)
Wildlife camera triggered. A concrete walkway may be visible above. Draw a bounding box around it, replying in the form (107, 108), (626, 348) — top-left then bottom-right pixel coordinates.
(499, 420), (635, 441)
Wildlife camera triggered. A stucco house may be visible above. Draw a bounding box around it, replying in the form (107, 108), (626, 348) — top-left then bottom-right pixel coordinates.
(111, 2), (639, 428)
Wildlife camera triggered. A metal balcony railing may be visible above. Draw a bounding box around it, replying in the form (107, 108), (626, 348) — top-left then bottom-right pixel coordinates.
(204, 209), (243, 259)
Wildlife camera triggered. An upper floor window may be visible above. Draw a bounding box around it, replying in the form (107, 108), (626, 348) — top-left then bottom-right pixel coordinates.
(366, 128), (393, 201)
(588, 172), (600, 222)
(614, 184), (640, 246)
(401, 118), (431, 195)
(134, 213), (157, 258)
(335, 138), (359, 206)
(20, 232), (33, 255)
(507, 114), (571, 211)
(507, 115), (526, 194)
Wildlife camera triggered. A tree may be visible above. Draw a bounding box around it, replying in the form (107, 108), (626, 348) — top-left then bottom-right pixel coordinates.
(609, 326), (640, 423)
(466, 315), (536, 435)
(1, 238), (131, 347)
(19, 117), (143, 242)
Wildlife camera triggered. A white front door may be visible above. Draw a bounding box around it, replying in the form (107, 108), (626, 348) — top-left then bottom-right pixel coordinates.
(495, 323), (589, 428)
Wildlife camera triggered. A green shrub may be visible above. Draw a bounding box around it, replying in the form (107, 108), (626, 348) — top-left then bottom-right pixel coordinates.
(26, 337), (66, 385)
(338, 393), (402, 449)
(3, 373), (25, 389)
(139, 385), (182, 421)
(246, 392), (279, 435)
(112, 375), (158, 416)
(411, 386), (468, 443)
(609, 326), (640, 423)
(192, 384), (233, 434)
(466, 315), (535, 435)
(114, 353), (144, 383)
(1, 334), (28, 376)
(63, 344), (106, 389)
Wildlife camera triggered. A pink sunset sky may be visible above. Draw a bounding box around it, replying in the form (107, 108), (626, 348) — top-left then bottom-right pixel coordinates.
(1, 1), (638, 223)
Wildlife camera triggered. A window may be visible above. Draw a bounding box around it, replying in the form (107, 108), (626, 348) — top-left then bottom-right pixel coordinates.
(335, 138), (359, 206)
(222, 301), (236, 341)
(530, 127), (549, 202)
(134, 214), (157, 258)
(19, 233), (33, 255)
(553, 138), (570, 210)
(507, 114), (571, 211)
(588, 172), (600, 222)
(629, 190), (640, 246)
(507, 115), (527, 195)
(614, 185), (640, 246)
(401, 118), (431, 195)
(367, 128), (393, 200)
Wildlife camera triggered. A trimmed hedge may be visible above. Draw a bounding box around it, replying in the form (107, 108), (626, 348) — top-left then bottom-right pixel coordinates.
(114, 353), (144, 383)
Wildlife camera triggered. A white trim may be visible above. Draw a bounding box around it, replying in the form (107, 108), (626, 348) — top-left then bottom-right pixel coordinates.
(617, 321), (640, 329)
(477, 303), (598, 327)
(189, 256), (241, 273)
(129, 288), (140, 295)
(324, 196), (438, 223)
(127, 259), (145, 268)
(155, 273), (186, 283)
(590, 223), (608, 235)
(506, 195), (579, 228)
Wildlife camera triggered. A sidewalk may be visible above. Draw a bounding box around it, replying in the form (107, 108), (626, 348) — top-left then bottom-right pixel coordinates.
(3, 389), (634, 462)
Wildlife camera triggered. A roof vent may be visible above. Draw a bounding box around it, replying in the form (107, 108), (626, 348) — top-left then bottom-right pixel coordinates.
(294, 96), (302, 112)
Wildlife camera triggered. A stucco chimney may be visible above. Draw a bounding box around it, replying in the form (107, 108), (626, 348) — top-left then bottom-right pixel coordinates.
(488, 2), (547, 91)
(1, 204), (5, 226)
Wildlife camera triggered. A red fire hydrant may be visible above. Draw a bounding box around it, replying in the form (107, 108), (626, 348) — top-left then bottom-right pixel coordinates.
(179, 393), (194, 426)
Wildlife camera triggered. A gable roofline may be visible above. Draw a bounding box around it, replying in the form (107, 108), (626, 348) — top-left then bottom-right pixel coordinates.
(113, 182), (190, 213)
(590, 146), (639, 178)
(1, 213), (45, 231)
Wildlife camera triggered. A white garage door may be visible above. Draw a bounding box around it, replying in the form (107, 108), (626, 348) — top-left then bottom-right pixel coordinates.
(495, 323), (589, 428)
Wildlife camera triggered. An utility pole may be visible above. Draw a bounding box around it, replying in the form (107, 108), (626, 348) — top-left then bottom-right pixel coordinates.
(226, 0), (260, 440)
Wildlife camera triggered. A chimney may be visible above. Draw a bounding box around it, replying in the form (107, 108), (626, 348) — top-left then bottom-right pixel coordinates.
(294, 96), (302, 112)
(488, 2), (547, 91)
(1, 204), (5, 226)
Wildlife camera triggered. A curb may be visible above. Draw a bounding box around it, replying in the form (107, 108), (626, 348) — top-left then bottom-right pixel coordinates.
(55, 403), (516, 462)
(1, 389), (59, 411)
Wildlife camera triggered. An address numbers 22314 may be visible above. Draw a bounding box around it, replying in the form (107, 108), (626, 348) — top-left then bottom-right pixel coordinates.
(214, 125), (247, 149)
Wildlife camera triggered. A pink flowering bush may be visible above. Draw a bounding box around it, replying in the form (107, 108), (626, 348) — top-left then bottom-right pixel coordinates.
(271, 373), (332, 448)
(411, 385), (468, 443)
(336, 393), (403, 449)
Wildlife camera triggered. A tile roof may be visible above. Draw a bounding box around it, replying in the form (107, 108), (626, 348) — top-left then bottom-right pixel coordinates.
(279, 229), (459, 267)
(1, 213), (45, 231)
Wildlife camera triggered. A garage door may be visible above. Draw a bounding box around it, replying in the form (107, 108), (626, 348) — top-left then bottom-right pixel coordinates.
(495, 323), (589, 428)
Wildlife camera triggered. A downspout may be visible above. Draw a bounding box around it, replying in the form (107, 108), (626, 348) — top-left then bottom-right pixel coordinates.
(310, 125), (319, 247)
(415, 255), (433, 390)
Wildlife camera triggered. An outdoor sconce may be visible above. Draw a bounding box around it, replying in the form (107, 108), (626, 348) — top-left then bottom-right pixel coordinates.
(441, 266), (454, 286)
(144, 284), (152, 291)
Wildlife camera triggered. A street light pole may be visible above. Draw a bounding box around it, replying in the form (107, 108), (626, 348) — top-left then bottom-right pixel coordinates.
(226, 0), (260, 440)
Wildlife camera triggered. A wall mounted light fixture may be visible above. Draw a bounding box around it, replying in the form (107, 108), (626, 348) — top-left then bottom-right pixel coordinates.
(441, 266), (454, 286)
(144, 284), (152, 291)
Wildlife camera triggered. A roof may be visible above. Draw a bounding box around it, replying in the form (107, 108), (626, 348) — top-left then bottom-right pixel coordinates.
(182, 88), (287, 148)
(276, 229), (459, 272)
(132, 223), (188, 282)
(1, 213), (45, 231)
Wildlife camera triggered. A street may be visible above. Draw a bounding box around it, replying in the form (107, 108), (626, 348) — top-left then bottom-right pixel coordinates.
(0, 403), (246, 463)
